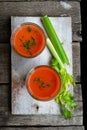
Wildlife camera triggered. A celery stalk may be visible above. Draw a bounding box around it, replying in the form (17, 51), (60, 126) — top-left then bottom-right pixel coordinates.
(41, 15), (70, 65)
(46, 38), (64, 69)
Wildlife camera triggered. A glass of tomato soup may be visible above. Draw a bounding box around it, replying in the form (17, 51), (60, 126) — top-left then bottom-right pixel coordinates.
(26, 65), (61, 101)
(11, 23), (46, 58)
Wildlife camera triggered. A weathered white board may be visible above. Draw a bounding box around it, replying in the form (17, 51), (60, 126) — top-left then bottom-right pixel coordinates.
(11, 16), (73, 115)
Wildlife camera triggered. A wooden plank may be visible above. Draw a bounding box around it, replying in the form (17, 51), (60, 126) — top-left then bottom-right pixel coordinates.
(0, 103), (83, 126)
(0, 83), (83, 115)
(0, 126), (85, 130)
(74, 84), (82, 101)
(0, 0), (82, 2)
(0, 84), (83, 111)
(0, 114), (83, 126)
(0, 84), (11, 108)
(0, 44), (10, 83)
(0, 83), (83, 126)
(0, 84), (82, 107)
(72, 22), (82, 42)
(0, 42), (80, 83)
(0, 1), (81, 42)
(72, 43), (81, 82)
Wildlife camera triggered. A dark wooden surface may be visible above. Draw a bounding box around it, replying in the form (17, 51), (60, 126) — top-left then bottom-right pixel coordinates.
(0, 0), (82, 2)
(0, 126), (84, 130)
(0, 0), (84, 129)
(0, 1), (81, 43)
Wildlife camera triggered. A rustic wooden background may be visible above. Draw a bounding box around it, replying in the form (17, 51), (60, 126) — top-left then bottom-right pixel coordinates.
(0, 0), (84, 130)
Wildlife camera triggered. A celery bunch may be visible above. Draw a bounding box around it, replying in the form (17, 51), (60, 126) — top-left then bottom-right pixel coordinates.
(41, 15), (76, 119)
(46, 38), (76, 119)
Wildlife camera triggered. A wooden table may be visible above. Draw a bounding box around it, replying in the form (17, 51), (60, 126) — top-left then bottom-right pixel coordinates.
(0, 0), (84, 130)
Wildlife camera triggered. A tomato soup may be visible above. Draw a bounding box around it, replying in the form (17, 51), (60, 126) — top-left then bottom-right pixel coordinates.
(26, 66), (61, 101)
(11, 23), (46, 57)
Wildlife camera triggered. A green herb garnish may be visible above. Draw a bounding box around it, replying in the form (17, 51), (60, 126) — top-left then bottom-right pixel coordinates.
(34, 78), (42, 82)
(34, 77), (51, 89)
(31, 36), (35, 41)
(23, 40), (30, 49)
(23, 37), (36, 50)
(27, 26), (32, 32)
(29, 42), (36, 46)
(41, 82), (45, 88)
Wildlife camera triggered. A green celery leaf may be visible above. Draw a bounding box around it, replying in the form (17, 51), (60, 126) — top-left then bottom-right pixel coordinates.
(63, 108), (73, 119)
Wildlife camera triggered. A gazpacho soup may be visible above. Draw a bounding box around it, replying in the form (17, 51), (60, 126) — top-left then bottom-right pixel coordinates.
(11, 23), (46, 57)
(26, 65), (61, 101)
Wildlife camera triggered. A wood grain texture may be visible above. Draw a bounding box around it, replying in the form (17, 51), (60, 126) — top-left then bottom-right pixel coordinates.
(0, 84), (82, 111)
(72, 42), (81, 82)
(0, 42), (81, 83)
(0, 0), (82, 2)
(0, 1), (81, 42)
(0, 44), (10, 83)
(0, 113), (83, 126)
(0, 84), (82, 106)
(0, 84), (83, 110)
(0, 126), (85, 130)
(74, 84), (82, 101)
(0, 82), (83, 126)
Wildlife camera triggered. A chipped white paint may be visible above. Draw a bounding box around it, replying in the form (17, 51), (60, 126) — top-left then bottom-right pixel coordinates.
(11, 16), (73, 115)
(60, 1), (72, 10)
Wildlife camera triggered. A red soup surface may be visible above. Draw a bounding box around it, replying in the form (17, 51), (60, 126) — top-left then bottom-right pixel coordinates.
(11, 23), (46, 57)
(26, 66), (61, 101)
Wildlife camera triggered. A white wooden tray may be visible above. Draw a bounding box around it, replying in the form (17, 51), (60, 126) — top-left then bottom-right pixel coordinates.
(11, 16), (73, 115)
